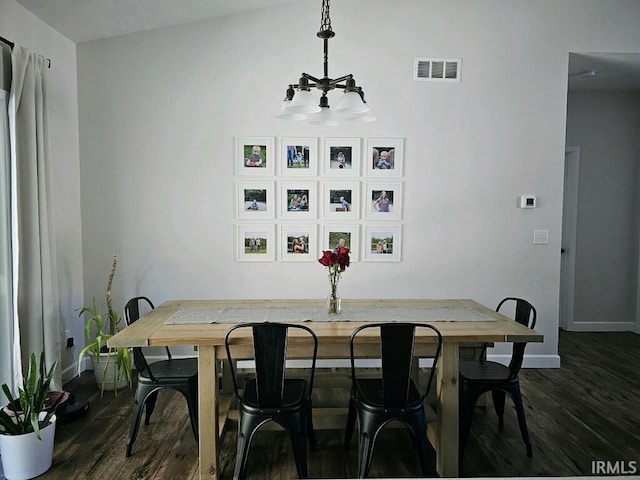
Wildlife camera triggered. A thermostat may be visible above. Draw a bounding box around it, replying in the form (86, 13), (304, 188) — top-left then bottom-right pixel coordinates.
(519, 195), (536, 209)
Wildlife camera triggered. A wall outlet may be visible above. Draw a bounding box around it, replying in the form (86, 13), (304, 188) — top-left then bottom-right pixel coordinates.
(65, 329), (73, 348)
(533, 229), (549, 245)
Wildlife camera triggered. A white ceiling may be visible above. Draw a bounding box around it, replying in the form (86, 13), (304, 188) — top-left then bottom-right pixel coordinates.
(13, 0), (640, 91)
(568, 52), (640, 91)
(15, 0), (304, 44)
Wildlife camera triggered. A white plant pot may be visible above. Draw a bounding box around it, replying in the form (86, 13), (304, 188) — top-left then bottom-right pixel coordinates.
(0, 413), (56, 480)
(91, 351), (129, 391)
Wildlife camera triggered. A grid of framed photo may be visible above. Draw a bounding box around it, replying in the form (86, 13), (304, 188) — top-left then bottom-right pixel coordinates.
(234, 136), (404, 262)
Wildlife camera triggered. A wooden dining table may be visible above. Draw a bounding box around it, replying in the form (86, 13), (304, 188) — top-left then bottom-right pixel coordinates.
(109, 298), (542, 479)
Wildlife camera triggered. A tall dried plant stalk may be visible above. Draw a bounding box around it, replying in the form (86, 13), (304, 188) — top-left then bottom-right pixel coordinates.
(106, 254), (117, 332)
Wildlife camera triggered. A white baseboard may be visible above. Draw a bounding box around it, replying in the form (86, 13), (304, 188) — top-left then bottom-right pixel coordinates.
(61, 363), (79, 383)
(488, 354), (561, 368)
(569, 321), (636, 332)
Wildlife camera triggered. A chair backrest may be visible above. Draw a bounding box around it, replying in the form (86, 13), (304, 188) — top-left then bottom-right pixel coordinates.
(225, 322), (318, 408)
(124, 296), (170, 378)
(496, 297), (537, 379)
(349, 323), (443, 408)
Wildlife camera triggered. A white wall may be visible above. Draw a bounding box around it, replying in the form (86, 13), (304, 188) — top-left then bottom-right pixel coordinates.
(0, 0), (83, 381)
(566, 90), (640, 331)
(68, 0), (636, 368)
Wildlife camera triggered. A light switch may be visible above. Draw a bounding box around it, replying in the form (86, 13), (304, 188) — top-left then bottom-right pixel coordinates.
(533, 229), (549, 245)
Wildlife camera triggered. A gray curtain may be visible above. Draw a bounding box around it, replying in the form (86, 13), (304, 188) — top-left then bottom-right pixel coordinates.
(9, 45), (61, 390)
(0, 42), (15, 392)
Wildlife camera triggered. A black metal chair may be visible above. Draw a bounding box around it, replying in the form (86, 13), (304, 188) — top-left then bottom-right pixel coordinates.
(344, 322), (443, 478)
(123, 296), (199, 457)
(458, 297), (537, 460)
(225, 322), (318, 480)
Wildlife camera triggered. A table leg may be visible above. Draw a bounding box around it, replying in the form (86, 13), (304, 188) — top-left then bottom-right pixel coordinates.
(198, 345), (219, 480)
(436, 342), (459, 477)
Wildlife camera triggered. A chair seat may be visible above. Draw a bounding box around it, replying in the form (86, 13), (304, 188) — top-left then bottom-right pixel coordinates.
(459, 359), (515, 384)
(139, 358), (198, 383)
(353, 378), (423, 412)
(242, 378), (309, 411)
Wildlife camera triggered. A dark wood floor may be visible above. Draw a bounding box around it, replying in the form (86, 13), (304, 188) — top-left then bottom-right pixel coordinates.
(34, 330), (640, 479)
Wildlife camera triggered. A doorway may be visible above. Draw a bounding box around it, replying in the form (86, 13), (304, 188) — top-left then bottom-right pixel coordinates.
(559, 147), (579, 331)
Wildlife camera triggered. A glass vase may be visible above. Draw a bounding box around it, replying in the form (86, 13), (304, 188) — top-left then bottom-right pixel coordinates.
(327, 289), (341, 315)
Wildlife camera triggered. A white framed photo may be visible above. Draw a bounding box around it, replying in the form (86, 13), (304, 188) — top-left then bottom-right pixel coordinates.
(364, 182), (403, 220)
(235, 136), (275, 176)
(236, 224), (275, 261)
(278, 137), (318, 176)
(363, 225), (402, 262)
(279, 181), (317, 220)
(235, 181), (275, 219)
(321, 224), (360, 263)
(321, 181), (360, 219)
(279, 224), (318, 261)
(365, 138), (404, 177)
(322, 138), (361, 177)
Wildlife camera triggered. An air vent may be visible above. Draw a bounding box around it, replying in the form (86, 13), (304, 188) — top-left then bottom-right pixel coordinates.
(414, 57), (461, 82)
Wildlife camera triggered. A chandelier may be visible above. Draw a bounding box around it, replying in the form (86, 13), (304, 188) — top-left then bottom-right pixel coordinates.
(276, 0), (374, 126)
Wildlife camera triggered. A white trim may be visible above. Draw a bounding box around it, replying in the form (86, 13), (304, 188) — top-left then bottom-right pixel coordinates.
(488, 354), (561, 368)
(569, 321), (636, 332)
(61, 363), (79, 382)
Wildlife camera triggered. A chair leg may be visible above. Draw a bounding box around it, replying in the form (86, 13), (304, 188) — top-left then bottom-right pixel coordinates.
(279, 412), (310, 478)
(233, 412), (263, 480)
(290, 427), (310, 478)
(344, 397), (357, 449)
(492, 389), (507, 430)
(306, 400), (316, 451)
(126, 385), (156, 457)
(459, 384), (482, 461)
(356, 412), (381, 479)
(177, 385), (199, 441)
(509, 387), (533, 457)
(408, 414), (436, 477)
(144, 390), (159, 425)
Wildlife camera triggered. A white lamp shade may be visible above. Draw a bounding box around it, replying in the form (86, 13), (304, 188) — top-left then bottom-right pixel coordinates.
(341, 111), (376, 123)
(287, 90), (321, 114)
(307, 107), (339, 126)
(333, 91), (370, 115)
(275, 101), (307, 120)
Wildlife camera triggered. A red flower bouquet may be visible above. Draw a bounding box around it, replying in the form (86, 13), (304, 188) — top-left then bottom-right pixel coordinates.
(318, 246), (350, 314)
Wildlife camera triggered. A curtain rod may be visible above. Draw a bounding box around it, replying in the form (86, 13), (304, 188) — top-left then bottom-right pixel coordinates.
(0, 35), (14, 49)
(0, 35), (51, 68)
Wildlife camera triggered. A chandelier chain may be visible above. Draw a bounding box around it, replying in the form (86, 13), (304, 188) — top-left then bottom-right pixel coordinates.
(319, 0), (332, 33)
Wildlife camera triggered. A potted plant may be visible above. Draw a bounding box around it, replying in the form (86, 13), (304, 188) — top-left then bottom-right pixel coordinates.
(0, 352), (65, 480)
(77, 255), (132, 394)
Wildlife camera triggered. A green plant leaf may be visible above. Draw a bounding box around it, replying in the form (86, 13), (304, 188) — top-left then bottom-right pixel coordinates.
(0, 352), (59, 435)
